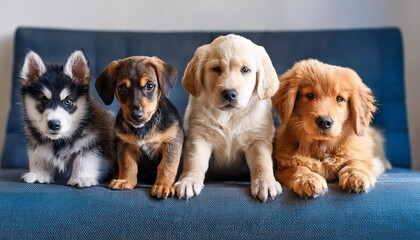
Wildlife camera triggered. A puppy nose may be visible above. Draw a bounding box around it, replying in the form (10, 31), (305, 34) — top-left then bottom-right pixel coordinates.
(222, 89), (238, 102)
(48, 119), (61, 131)
(131, 109), (144, 121)
(315, 116), (334, 130)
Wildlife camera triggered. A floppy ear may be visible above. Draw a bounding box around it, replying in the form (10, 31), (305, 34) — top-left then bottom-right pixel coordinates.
(151, 57), (178, 97)
(349, 72), (377, 136)
(20, 50), (47, 86)
(272, 66), (300, 123)
(95, 61), (119, 105)
(182, 45), (207, 97)
(64, 50), (90, 85)
(256, 46), (279, 99)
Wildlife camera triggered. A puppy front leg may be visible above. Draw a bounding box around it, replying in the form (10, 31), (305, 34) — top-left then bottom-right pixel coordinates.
(276, 166), (328, 199)
(338, 159), (377, 193)
(151, 140), (183, 199)
(67, 150), (107, 188)
(174, 138), (212, 200)
(246, 140), (282, 202)
(22, 149), (55, 184)
(109, 143), (139, 190)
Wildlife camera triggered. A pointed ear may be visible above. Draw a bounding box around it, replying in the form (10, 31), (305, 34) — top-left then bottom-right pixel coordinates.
(349, 71), (377, 136)
(64, 50), (90, 85)
(182, 45), (207, 97)
(95, 61), (119, 105)
(256, 46), (279, 99)
(20, 51), (47, 86)
(272, 66), (299, 123)
(151, 57), (178, 97)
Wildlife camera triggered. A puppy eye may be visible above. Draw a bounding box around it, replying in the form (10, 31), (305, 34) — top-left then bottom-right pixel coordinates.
(241, 66), (250, 73)
(118, 85), (128, 95)
(336, 96), (345, 102)
(145, 84), (155, 92)
(306, 93), (315, 100)
(63, 98), (73, 107)
(212, 66), (221, 73)
(39, 96), (48, 105)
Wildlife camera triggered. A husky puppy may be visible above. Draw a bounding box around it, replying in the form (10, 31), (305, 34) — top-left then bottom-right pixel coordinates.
(20, 50), (115, 187)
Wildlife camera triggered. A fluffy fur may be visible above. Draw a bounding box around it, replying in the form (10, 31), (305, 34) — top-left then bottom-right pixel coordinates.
(174, 34), (282, 202)
(20, 50), (115, 187)
(95, 56), (184, 199)
(273, 59), (391, 198)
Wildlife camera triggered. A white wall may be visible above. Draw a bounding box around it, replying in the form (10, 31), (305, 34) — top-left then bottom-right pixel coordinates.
(0, 0), (419, 169)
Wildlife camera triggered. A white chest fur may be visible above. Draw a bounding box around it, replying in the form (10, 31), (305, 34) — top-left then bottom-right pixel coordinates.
(186, 96), (275, 170)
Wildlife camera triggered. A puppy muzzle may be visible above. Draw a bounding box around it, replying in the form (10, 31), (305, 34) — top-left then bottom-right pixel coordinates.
(131, 109), (144, 122)
(220, 89), (238, 109)
(47, 119), (61, 131)
(315, 116), (334, 131)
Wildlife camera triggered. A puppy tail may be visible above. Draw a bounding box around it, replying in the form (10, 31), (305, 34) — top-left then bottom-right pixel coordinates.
(370, 127), (392, 176)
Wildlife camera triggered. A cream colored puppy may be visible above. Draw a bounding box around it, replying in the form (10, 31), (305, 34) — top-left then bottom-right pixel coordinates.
(174, 34), (282, 202)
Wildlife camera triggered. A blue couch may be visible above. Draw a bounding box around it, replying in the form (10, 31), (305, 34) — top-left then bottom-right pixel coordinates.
(1, 27), (419, 239)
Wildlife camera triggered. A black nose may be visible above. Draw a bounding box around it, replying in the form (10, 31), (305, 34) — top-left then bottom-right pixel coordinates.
(222, 89), (238, 102)
(315, 116), (334, 130)
(131, 109), (144, 121)
(48, 119), (61, 131)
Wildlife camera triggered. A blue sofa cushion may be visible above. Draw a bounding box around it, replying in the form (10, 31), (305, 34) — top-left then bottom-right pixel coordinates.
(0, 168), (419, 239)
(1, 27), (411, 169)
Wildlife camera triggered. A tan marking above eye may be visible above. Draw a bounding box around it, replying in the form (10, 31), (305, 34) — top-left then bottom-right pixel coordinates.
(59, 88), (70, 101)
(118, 79), (131, 88)
(140, 76), (156, 87)
(42, 87), (52, 99)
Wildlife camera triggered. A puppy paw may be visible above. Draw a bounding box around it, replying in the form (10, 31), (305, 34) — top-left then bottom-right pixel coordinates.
(251, 175), (282, 202)
(67, 177), (98, 188)
(174, 174), (204, 200)
(22, 172), (54, 184)
(151, 183), (175, 199)
(291, 172), (328, 198)
(108, 179), (136, 190)
(338, 167), (376, 193)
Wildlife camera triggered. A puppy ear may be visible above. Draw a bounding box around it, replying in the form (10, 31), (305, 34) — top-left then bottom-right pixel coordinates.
(95, 61), (119, 105)
(20, 50), (47, 86)
(64, 50), (90, 85)
(182, 45), (207, 97)
(272, 66), (299, 123)
(256, 46), (279, 99)
(151, 57), (178, 97)
(349, 71), (377, 136)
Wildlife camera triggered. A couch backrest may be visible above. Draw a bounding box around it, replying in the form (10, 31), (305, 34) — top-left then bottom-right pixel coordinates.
(1, 27), (411, 169)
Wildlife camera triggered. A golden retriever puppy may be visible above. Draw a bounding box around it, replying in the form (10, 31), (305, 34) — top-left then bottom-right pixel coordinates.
(273, 59), (390, 198)
(174, 34), (282, 202)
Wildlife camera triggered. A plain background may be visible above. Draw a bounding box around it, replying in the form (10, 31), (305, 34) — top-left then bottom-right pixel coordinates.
(0, 0), (419, 170)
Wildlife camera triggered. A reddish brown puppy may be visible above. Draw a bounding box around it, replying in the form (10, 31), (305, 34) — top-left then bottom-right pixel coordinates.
(273, 59), (390, 198)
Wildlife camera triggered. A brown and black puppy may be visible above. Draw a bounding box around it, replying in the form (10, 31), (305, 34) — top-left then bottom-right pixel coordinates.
(95, 56), (184, 199)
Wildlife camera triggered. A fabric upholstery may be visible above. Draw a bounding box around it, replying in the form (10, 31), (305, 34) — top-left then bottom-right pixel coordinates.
(0, 168), (419, 239)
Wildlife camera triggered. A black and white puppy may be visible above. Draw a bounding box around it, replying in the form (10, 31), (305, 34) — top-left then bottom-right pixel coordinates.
(20, 50), (115, 187)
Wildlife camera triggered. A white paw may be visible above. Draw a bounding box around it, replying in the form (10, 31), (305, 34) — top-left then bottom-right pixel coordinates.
(22, 172), (54, 184)
(67, 177), (98, 188)
(174, 174), (204, 200)
(251, 175), (282, 202)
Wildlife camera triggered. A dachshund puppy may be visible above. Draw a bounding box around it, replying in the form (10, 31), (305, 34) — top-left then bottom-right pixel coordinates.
(273, 59), (391, 198)
(95, 56), (184, 199)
